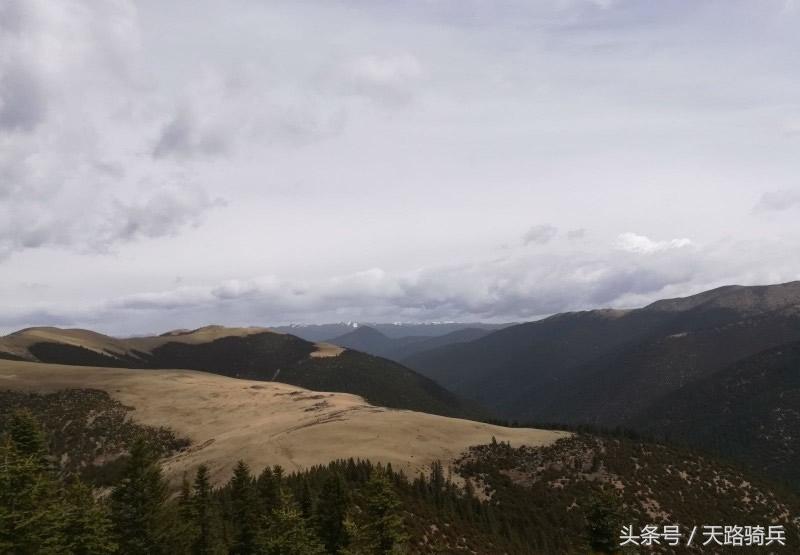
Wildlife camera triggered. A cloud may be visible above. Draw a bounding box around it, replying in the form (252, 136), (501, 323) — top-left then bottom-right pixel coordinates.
(567, 228), (587, 240)
(3, 229), (799, 335)
(101, 189), (226, 246)
(152, 109), (229, 159)
(614, 232), (694, 254)
(0, 1), (229, 259)
(0, 64), (47, 131)
(752, 189), (800, 213)
(523, 224), (558, 245)
(343, 54), (423, 106)
(2, 0), (800, 335)
(0, 186), (223, 259)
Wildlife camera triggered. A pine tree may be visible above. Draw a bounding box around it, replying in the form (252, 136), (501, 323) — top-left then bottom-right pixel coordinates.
(8, 410), (47, 463)
(350, 470), (407, 555)
(179, 472), (194, 520)
(165, 471), (198, 554)
(110, 438), (170, 555)
(299, 478), (313, 519)
(0, 433), (66, 554)
(257, 466), (281, 516)
(229, 460), (260, 555)
(315, 472), (350, 554)
(191, 464), (222, 555)
(585, 489), (623, 554)
(61, 480), (117, 555)
(260, 493), (325, 555)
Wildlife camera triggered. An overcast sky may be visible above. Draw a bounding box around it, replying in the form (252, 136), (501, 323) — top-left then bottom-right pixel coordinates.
(2, 0), (800, 335)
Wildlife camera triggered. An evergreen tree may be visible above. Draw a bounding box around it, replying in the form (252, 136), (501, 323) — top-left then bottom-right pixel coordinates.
(257, 466), (281, 516)
(179, 472), (194, 520)
(260, 493), (325, 555)
(229, 460), (260, 555)
(8, 410), (47, 463)
(191, 464), (222, 555)
(110, 438), (170, 555)
(585, 489), (623, 554)
(61, 480), (117, 555)
(315, 472), (350, 554)
(0, 434), (65, 554)
(352, 470), (407, 555)
(168, 472), (198, 554)
(299, 477), (313, 519)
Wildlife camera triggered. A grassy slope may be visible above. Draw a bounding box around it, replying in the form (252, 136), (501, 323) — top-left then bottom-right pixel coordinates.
(10, 330), (481, 420)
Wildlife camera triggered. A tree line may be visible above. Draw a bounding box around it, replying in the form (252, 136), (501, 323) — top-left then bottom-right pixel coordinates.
(0, 409), (414, 554)
(2, 409), (635, 554)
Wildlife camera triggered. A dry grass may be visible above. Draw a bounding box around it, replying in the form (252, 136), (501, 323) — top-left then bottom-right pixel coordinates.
(0, 325), (333, 362)
(0, 359), (567, 485)
(0, 327), (133, 358)
(309, 342), (345, 358)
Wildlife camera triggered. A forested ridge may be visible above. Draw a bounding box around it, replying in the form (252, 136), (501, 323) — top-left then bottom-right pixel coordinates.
(3, 390), (800, 553)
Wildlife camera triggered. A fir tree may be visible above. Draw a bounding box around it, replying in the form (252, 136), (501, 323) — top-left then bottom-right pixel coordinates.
(299, 477), (313, 519)
(0, 433), (65, 554)
(315, 472), (350, 554)
(61, 480), (117, 555)
(179, 472), (194, 520)
(229, 460), (260, 555)
(260, 493), (325, 555)
(110, 438), (170, 555)
(191, 464), (222, 555)
(351, 469), (406, 555)
(585, 489), (623, 554)
(257, 466), (281, 516)
(8, 410), (47, 463)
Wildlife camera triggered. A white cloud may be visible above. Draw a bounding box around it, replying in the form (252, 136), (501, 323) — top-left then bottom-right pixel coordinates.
(2, 0), (800, 334)
(6, 234), (798, 336)
(614, 233), (694, 254)
(343, 54), (423, 105)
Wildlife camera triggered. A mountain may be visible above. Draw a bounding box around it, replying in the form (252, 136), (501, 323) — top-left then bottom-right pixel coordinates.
(3, 360), (798, 553)
(404, 281), (800, 481)
(640, 340), (800, 484)
(404, 308), (671, 414)
(0, 359), (564, 485)
(273, 321), (510, 342)
(0, 325), (481, 419)
(454, 434), (800, 553)
(327, 325), (492, 361)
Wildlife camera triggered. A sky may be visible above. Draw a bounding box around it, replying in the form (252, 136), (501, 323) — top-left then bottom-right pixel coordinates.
(1, 0), (800, 335)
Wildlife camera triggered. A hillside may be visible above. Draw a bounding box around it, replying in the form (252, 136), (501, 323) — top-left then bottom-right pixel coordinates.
(0, 325), (479, 419)
(406, 281), (800, 416)
(454, 434), (800, 553)
(3, 374), (798, 553)
(328, 325), (491, 362)
(404, 308), (671, 411)
(0, 359), (565, 486)
(404, 281), (800, 483)
(639, 340), (800, 485)
(274, 322), (510, 342)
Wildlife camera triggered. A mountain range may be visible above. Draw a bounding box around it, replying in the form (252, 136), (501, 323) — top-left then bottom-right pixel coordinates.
(404, 281), (800, 483)
(3, 281), (800, 487)
(271, 321), (510, 342)
(0, 325), (479, 420)
(3, 283), (800, 550)
(326, 325), (493, 362)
